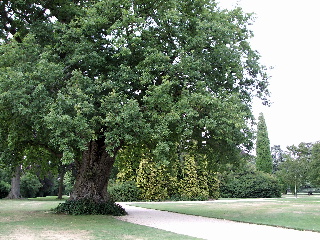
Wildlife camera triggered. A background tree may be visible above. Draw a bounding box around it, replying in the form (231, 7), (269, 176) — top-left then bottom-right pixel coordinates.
(0, 0), (270, 211)
(0, 149), (25, 199)
(276, 155), (308, 197)
(308, 142), (320, 187)
(271, 145), (284, 173)
(256, 113), (272, 173)
(6, 165), (22, 199)
(276, 144), (311, 197)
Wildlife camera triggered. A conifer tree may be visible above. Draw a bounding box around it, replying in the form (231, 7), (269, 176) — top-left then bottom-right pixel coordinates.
(136, 158), (169, 201)
(179, 154), (205, 199)
(256, 113), (273, 173)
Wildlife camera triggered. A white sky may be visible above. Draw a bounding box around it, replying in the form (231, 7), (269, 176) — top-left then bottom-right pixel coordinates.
(218, 0), (320, 149)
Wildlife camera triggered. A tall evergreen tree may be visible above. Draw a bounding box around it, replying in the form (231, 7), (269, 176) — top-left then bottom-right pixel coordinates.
(256, 113), (273, 173)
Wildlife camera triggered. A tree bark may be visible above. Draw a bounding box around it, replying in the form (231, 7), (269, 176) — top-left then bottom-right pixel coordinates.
(69, 138), (118, 202)
(6, 165), (22, 199)
(57, 165), (66, 200)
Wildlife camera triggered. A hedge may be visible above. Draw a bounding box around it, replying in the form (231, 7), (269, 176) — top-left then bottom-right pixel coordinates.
(220, 168), (282, 198)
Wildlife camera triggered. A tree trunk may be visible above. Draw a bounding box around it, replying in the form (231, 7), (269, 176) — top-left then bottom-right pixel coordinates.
(57, 165), (66, 200)
(6, 165), (22, 199)
(69, 138), (118, 202)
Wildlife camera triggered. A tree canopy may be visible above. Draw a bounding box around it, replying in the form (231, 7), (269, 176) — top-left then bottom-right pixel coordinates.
(0, 0), (270, 206)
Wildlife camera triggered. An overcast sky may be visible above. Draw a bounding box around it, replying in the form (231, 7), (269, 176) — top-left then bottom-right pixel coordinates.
(218, 0), (320, 149)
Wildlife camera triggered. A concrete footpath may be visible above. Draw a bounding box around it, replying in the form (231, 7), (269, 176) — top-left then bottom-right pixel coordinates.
(116, 202), (320, 240)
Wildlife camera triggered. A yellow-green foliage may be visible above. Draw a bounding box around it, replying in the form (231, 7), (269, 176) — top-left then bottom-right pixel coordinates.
(116, 163), (135, 183)
(136, 158), (169, 201)
(179, 154), (209, 200)
(197, 158), (209, 195)
(207, 173), (220, 199)
(115, 147), (144, 182)
(116, 150), (220, 201)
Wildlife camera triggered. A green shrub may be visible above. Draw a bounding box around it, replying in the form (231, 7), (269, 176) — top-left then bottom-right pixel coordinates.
(0, 169), (10, 198)
(52, 198), (126, 216)
(63, 171), (75, 195)
(208, 174), (220, 199)
(20, 172), (42, 198)
(220, 168), (281, 198)
(178, 155), (209, 201)
(108, 181), (141, 202)
(0, 180), (10, 198)
(136, 158), (169, 201)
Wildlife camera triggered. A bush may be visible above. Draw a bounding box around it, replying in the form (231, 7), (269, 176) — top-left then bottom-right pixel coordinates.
(108, 181), (141, 202)
(208, 174), (220, 199)
(178, 155), (209, 200)
(220, 168), (281, 198)
(52, 198), (126, 216)
(136, 158), (169, 201)
(0, 169), (10, 198)
(20, 172), (42, 198)
(0, 180), (10, 198)
(63, 171), (75, 195)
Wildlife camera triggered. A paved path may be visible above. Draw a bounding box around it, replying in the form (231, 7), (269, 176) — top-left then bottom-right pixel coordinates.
(116, 203), (320, 240)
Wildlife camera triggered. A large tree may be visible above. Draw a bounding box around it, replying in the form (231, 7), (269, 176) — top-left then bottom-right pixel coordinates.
(0, 0), (270, 206)
(256, 112), (272, 173)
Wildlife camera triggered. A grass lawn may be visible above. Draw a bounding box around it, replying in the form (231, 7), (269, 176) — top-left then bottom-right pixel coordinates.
(132, 195), (320, 232)
(0, 197), (197, 240)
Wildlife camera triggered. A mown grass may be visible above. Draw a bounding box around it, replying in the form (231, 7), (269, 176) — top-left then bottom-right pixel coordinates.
(132, 195), (320, 232)
(0, 197), (198, 240)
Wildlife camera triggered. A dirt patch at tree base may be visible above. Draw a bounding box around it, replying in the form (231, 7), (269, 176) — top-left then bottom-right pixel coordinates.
(3, 228), (92, 240)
